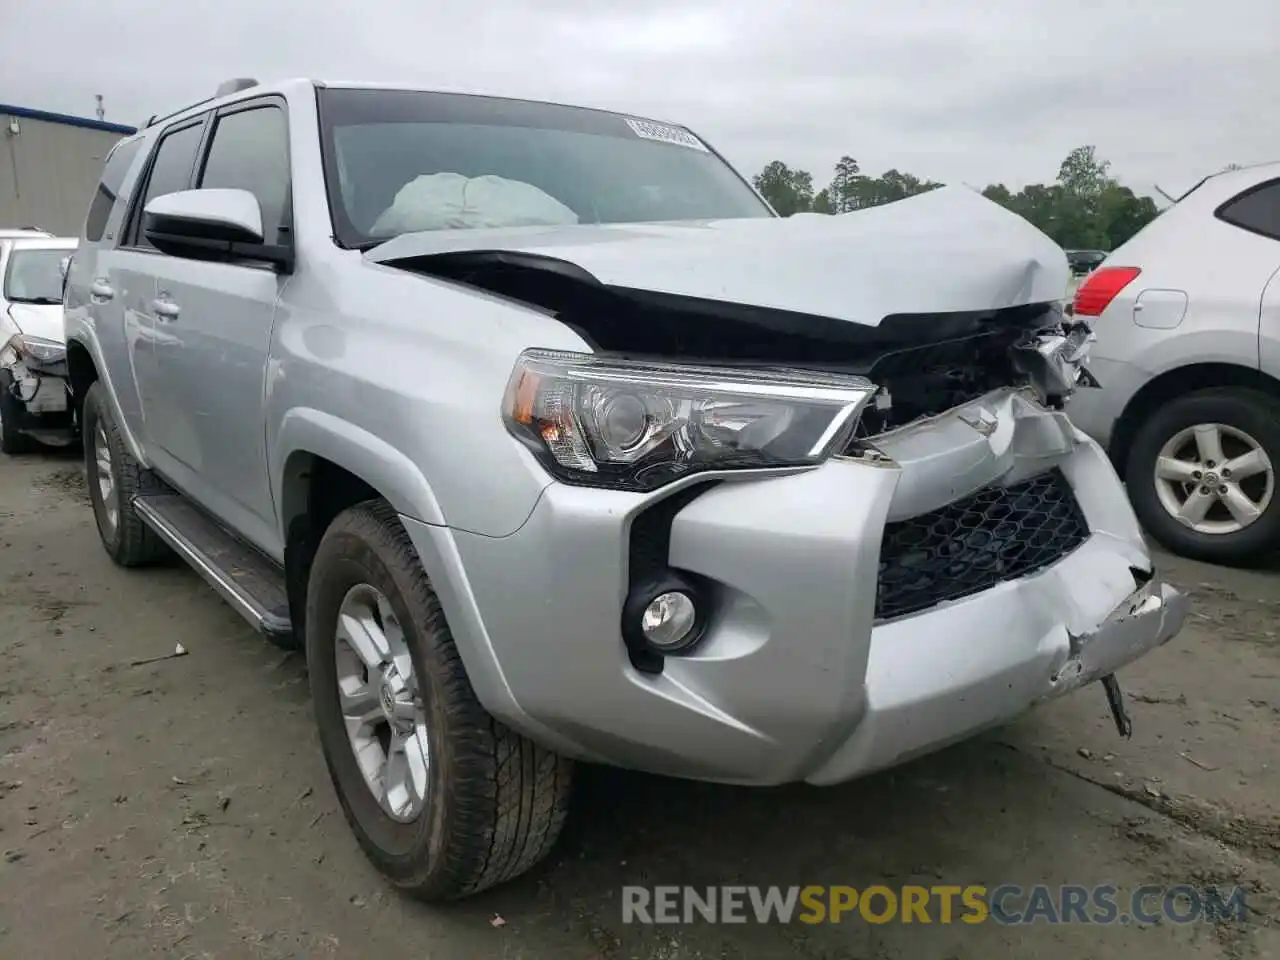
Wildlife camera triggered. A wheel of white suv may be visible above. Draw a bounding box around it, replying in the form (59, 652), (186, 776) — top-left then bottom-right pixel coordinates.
(1125, 387), (1280, 566)
(81, 382), (172, 567)
(305, 499), (573, 900)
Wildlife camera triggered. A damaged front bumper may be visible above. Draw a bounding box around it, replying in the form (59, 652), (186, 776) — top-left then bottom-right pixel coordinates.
(804, 562), (1187, 786)
(403, 382), (1189, 787)
(0, 342), (75, 443)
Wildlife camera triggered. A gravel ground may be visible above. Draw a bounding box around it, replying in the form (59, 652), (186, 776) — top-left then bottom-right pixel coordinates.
(0, 448), (1277, 960)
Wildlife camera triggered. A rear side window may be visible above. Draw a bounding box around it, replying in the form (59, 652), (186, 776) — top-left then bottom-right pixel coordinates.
(128, 120), (206, 249)
(197, 106), (291, 245)
(1217, 180), (1280, 241)
(84, 138), (143, 242)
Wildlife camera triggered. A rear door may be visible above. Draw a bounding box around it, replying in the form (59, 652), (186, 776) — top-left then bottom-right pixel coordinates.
(112, 117), (209, 458)
(63, 135), (149, 437)
(135, 98), (293, 557)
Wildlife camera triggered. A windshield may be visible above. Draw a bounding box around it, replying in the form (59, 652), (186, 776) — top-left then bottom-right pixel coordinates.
(318, 88), (772, 248)
(3, 248), (71, 304)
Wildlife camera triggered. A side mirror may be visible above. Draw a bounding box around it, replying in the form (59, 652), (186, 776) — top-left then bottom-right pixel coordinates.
(143, 189), (293, 272)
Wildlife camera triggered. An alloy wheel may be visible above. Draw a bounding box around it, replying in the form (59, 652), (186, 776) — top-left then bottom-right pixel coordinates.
(94, 422), (119, 534)
(1153, 422), (1274, 535)
(334, 583), (430, 823)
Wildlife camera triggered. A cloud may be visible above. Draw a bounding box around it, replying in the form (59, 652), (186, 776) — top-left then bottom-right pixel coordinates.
(4, 0), (1277, 196)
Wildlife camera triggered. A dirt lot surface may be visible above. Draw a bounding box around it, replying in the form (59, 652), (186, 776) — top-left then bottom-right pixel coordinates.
(1, 449), (1277, 959)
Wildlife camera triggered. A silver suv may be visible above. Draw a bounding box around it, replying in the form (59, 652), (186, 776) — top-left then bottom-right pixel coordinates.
(63, 78), (1188, 900)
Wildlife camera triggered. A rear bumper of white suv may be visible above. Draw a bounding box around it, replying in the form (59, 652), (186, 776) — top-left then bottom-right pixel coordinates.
(404, 386), (1187, 785)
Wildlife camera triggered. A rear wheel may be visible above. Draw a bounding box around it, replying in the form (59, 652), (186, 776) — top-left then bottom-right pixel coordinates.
(1125, 387), (1280, 565)
(81, 382), (171, 566)
(306, 500), (573, 900)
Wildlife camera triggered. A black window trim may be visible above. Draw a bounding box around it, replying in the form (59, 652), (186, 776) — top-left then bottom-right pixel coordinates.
(194, 94), (296, 253)
(84, 135), (145, 244)
(119, 112), (213, 251)
(1213, 177), (1280, 242)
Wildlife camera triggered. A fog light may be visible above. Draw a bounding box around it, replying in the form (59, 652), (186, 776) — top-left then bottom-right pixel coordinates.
(621, 574), (709, 670)
(641, 591), (698, 650)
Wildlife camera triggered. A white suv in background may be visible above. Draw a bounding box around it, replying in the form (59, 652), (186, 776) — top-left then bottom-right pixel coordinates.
(1067, 163), (1280, 565)
(0, 232), (79, 452)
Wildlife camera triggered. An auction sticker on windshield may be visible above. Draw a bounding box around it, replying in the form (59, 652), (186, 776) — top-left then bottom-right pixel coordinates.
(625, 118), (709, 152)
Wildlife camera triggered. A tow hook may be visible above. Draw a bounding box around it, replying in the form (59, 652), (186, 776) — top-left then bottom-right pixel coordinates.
(1101, 673), (1133, 739)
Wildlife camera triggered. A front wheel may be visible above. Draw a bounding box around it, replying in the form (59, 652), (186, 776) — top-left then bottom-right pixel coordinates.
(1125, 387), (1280, 565)
(306, 500), (573, 900)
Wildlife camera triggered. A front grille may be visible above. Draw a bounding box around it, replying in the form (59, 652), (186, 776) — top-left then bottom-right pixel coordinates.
(875, 468), (1090, 621)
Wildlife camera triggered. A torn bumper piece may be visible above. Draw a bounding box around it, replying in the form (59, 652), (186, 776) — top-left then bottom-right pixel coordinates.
(1052, 579), (1188, 695)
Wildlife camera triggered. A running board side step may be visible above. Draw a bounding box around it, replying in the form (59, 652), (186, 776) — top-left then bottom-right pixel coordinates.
(133, 493), (294, 640)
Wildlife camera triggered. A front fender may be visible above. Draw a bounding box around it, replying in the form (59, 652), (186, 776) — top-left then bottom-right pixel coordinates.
(273, 406), (446, 527)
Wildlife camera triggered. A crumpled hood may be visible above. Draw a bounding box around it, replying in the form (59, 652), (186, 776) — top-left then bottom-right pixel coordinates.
(5, 302), (65, 344)
(366, 185), (1069, 325)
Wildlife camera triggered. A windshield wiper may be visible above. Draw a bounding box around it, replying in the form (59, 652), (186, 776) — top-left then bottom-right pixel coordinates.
(7, 296), (61, 305)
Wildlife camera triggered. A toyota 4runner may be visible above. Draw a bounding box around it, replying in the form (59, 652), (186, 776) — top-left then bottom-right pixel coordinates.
(63, 78), (1189, 901)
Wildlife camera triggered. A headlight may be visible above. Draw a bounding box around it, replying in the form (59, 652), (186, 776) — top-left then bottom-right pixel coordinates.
(18, 335), (66, 364)
(502, 349), (876, 491)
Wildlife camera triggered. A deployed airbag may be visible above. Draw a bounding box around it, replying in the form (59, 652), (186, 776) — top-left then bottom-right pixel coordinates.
(371, 173), (579, 234)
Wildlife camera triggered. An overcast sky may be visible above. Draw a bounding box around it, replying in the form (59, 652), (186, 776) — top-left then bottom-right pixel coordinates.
(4, 0), (1277, 198)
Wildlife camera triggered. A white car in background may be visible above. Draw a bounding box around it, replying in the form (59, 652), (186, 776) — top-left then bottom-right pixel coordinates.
(1067, 162), (1280, 565)
(0, 233), (78, 453)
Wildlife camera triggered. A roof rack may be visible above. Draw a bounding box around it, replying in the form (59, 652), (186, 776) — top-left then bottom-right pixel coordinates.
(144, 78), (260, 128)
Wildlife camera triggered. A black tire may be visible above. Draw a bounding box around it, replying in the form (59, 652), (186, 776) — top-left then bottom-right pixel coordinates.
(81, 381), (172, 567)
(306, 500), (573, 900)
(1124, 387), (1280, 565)
(0, 371), (34, 455)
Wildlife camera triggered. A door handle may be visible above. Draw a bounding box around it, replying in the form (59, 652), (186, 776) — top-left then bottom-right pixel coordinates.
(152, 296), (181, 320)
(89, 278), (115, 301)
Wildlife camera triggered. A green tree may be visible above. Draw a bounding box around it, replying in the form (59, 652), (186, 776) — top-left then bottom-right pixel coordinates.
(1098, 183), (1160, 249)
(980, 146), (1158, 249)
(751, 145), (1157, 248)
(855, 169), (943, 208)
(982, 183), (1013, 206)
(1057, 145), (1111, 201)
(830, 155), (861, 213)
(751, 161), (815, 216)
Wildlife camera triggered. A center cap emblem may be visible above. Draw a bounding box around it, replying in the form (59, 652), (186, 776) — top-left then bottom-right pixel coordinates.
(380, 682), (396, 714)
